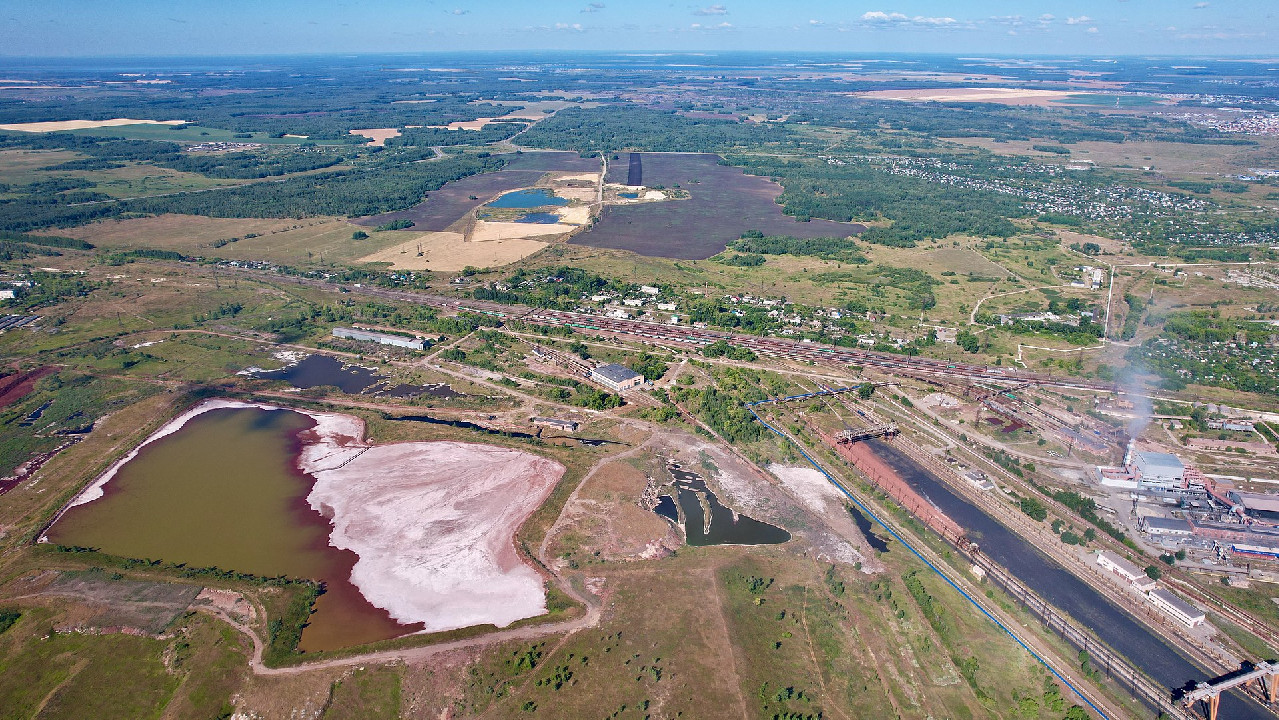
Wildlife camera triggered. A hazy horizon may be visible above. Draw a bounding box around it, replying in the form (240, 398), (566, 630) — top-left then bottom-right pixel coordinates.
(2, 0), (1274, 58)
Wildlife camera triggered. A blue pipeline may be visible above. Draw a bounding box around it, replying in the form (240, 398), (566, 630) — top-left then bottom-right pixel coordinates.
(744, 397), (1109, 719)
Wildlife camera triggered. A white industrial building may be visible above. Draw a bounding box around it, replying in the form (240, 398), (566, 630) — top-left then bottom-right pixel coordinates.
(1141, 516), (1195, 537)
(1146, 588), (1205, 628)
(1096, 550), (1157, 592)
(590, 363), (645, 392)
(1134, 450), (1185, 491)
(331, 327), (426, 350)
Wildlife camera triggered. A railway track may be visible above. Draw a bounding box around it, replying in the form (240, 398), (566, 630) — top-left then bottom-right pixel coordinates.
(275, 274), (1119, 393)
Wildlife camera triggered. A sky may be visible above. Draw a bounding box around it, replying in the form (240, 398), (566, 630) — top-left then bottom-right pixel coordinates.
(1, 0), (1275, 57)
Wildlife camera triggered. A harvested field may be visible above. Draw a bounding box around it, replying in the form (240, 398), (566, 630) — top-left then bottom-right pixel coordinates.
(0, 118), (186, 132)
(470, 220), (574, 241)
(575, 153), (863, 260)
(51, 214), (403, 265)
(307, 441), (565, 632)
(357, 231), (548, 271)
(356, 151), (600, 232)
(856, 87), (1074, 105)
(349, 128), (401, 146)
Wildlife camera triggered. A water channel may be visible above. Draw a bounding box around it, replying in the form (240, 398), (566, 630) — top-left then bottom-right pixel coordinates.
(865, 438), (1267, 719)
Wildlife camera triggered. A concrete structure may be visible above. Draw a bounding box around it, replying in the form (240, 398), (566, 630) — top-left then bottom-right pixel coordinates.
(332, 327), (425, 350)
(1142, 516), (1195, 537)
(1228, 490), (1279, 522)
(1146, 587), (1205, 628)
(530, 417), (578, 432)
(590, 363), (644, 392)
(1096, 550), (1157, 591)
(1182, 661), (1279, 720)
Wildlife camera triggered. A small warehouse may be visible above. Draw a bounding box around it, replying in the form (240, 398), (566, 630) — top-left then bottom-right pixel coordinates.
(1141, 516), (1195, 537)
(590, 363), (644, 392)
(1146, 588), (1205, 628)
(1096, 550), (1157, 592)
(332, 327), (425, 350)
(530, 417), (579, 432)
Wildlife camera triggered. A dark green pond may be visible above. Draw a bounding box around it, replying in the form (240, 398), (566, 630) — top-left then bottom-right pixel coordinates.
(667, 464), (789, 546)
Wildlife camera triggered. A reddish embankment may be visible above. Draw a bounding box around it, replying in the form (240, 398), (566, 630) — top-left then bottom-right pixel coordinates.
(0, 366), (54, 409)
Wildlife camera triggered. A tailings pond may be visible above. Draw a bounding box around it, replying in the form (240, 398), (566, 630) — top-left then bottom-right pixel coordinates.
(48, 406), (420, 651)
(865, 439), (1266, 719)
(656, 464), (790, 546)
(254, 354), (459, 399)
(356, 151), (599, 231)
(488, 188), (567, 209)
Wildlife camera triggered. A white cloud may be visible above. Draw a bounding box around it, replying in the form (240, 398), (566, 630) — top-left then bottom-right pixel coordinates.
(554, 22), (584, 31)
(717, 21), (732, 28)
(1087, 26), (1099, 34)
(862, 11), (908, 23)
(989, 15), (1024, 26)
(1194, 2), (1209, 8)
(581, 2), (605, 12)
(1066, 15), (1091, 25)
(693, 4), (728, 16)
(1039, 14), (1055, 22)
(451, 8), (469, 15)
(861, 10), (957, 27)
(809, 19), (823, 26)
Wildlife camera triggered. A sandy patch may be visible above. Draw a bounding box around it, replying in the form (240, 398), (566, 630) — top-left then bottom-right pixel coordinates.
(0, 118), (186, 133)
(431, 118), (497, 131)
(554, 173), (600, 183)
(308, 441), (565, 631)
(857, 87), (1073, 106)
(349, 128), (401, 146)
(768, 464), (849, 515)
(357, 230), (548, 271)
(470, 220), (575, 241)
(554, 186), (598, 202)
(643, 190), (666, 200)
(555, 206), (592, 225)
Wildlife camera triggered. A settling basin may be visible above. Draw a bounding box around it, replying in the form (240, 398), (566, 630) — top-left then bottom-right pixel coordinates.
(48, 406), (417, 652)
(865, 439), (1267, 719)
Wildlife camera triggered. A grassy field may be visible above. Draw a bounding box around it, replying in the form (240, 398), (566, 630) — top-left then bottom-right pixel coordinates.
(949, 136), (1279, 176)
(52, 213), (407, 265)
(56, 124), (350, 145)
(0, 602), (252, 720)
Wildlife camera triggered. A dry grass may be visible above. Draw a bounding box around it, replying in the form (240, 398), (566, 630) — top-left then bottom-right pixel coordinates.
(951, 136), (1279, 176)
(857, 87), (1075, 106)
(347, 128), (401, 147)
(53, 214), (406, 265)
(0, 118), (186, 133)
(357, 230), (549, 271)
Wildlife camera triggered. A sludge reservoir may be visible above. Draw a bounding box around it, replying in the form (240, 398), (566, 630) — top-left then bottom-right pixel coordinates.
(47, 405), (417, 652)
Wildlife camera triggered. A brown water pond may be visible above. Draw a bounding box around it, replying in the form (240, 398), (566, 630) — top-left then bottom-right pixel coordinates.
(48, 406), (420, 652)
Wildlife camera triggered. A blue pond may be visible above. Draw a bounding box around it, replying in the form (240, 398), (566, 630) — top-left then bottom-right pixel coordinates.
(488, 188), (567, 209)
(515, 212), (562, 224)
(618, 192), (639, 199)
